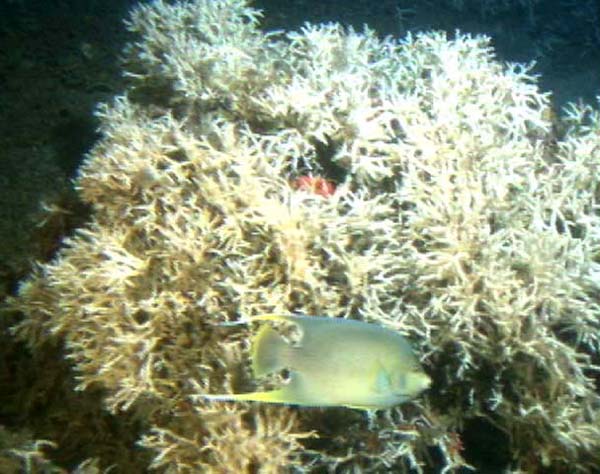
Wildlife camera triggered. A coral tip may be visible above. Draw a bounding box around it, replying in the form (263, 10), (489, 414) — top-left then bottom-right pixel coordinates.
(292, 175), (336, 197)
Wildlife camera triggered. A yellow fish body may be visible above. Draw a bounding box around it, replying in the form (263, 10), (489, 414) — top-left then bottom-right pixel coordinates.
(203, 314), (431, 410)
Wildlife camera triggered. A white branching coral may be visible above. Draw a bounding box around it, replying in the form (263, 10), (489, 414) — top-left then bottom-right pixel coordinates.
(10, 0), (600, 472)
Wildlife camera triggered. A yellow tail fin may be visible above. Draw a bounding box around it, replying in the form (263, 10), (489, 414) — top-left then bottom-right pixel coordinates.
(251, 324), (288, 377)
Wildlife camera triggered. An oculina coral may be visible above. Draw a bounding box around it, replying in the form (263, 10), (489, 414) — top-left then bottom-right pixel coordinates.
(9, 0), (600, 472)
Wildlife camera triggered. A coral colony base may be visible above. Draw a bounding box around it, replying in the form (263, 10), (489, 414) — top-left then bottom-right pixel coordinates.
(8, 0), (600, 472)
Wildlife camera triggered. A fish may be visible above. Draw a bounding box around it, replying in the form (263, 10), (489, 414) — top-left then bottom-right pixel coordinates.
(203, 314), (431, 410)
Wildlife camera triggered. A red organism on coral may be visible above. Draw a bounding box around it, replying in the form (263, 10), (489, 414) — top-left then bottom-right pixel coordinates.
(292, 175), (336, 197)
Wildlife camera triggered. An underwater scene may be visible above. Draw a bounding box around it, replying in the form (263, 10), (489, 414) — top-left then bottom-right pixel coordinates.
(1, 0), (600, 472)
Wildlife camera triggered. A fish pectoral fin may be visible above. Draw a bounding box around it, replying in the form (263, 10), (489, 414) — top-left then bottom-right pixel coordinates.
(373, 366), (392, 394)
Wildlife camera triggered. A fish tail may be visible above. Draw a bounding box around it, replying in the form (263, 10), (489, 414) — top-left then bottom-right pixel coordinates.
(251, 324), (289, 377)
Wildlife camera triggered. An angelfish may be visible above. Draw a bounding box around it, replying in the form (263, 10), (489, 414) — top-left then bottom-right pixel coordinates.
(203, 314), (431, 410)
